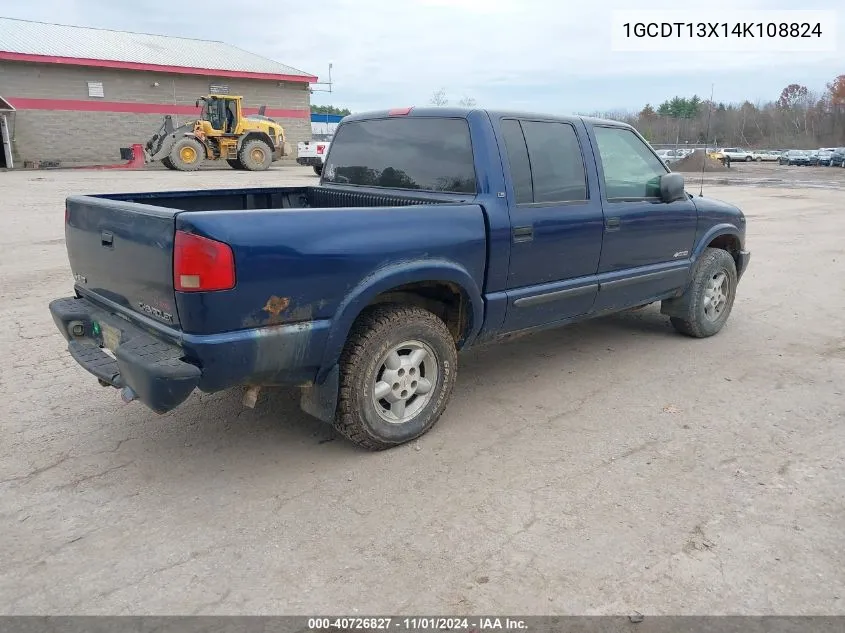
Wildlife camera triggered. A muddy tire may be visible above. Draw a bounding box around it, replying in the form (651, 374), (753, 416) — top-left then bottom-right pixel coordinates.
(334, 304), (458, 450)
(313, 164), (323, 176)
(226, 159), (245, 170)
(238, 139), (272, 171)
(668, 248), (738, 338)
(168, 137), (204, 171)
(161, 157), (177, 170)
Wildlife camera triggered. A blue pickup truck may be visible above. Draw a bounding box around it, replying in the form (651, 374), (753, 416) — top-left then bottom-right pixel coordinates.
(50, 107), (750, 450)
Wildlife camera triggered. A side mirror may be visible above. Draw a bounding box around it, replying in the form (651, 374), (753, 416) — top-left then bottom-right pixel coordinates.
(660, 172), (686, 203)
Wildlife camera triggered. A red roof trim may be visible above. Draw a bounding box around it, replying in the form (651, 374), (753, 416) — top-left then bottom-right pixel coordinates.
(0, 51), (318, 83)
(6, 97), (311, 118)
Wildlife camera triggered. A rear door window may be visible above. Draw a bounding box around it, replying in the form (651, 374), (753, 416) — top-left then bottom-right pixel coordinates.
(500, 119), (534, 204)
(322, 117), (477, 193)
(520, 120), (588, 203)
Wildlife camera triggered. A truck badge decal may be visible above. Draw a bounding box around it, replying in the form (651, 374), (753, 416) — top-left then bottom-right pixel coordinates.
(673, 250), (689, 258)
(138, 302), (174, 324)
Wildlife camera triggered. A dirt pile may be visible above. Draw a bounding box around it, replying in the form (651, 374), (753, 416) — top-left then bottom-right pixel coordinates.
(670, 149), (727, 173)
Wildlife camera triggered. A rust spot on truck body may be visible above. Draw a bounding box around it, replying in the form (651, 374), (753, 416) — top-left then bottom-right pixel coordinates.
(263, 295), (290, 323)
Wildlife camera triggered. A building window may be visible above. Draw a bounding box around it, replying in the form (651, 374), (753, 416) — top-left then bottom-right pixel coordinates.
(87, 81), (104, 98)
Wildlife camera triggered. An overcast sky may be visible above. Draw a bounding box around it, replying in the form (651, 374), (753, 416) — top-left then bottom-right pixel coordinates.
(3, 0), (842, 114)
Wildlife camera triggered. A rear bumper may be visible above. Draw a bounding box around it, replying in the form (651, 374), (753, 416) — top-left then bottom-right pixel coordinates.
(49, 297), (200, 413)
(296, 157), (322, 167)
(737, 250), (751, 281)
(49, 295), (331, 414)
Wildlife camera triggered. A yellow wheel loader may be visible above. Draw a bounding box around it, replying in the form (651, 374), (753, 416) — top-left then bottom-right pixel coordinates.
(144, 94), (291, 171)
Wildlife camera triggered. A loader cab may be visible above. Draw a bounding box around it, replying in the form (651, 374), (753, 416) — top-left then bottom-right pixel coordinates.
(197, 95), (241, 135)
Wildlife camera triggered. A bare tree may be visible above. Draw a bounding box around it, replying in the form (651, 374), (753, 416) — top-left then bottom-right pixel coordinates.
(430, 89), (449, 106)
(458, 96), (477, 107)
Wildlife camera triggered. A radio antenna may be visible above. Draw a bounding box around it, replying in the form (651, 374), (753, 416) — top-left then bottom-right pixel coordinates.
(699, 83), (715, 197)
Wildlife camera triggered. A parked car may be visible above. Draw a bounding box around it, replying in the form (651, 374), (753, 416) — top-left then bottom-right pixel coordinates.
(49, 107), (751, 450)
(655, 149), (683, 165)
(807, 150), (823, 166)
(781, 150), (810, 166)
(752, 150), (779, 162)
(717, 148), (755, 162)
(812, 149), (834, 166)
(829, 147), (845, 167)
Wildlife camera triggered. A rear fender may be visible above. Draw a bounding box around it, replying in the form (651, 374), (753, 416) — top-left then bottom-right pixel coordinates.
(316, 259), (484, 383)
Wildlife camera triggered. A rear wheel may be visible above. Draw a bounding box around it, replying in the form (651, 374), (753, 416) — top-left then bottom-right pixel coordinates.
(668, 248), (738, 338)
(227, 159), (245, 170)
(745, 155), (753, 162)
(313, 164), (323, 176)
(161, 157), (177, 170)
(755, 157), (762, 162)
(334, 304), (458, 450)
(238, 139), (272, 171)
(169, 137), (204, 171)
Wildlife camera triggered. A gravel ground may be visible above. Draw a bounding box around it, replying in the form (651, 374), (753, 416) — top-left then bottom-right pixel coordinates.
(1, 163), (843, 615)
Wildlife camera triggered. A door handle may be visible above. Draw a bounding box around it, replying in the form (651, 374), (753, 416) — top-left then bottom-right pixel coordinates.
(605, 217), (621, 231)
(101, 231), (114, 247)
(512, 225), (534, 243)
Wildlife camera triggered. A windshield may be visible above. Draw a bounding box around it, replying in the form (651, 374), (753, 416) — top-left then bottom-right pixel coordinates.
(322, 117), (477, 193)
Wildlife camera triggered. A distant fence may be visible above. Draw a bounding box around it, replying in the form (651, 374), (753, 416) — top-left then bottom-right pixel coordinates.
(650, 143), (712, 152)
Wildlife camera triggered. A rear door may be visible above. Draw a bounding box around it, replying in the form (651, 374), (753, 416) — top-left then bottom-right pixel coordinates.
(499, 117), (604, 332)
(65, 195), (181, 328)
(588, 124), (697, 312)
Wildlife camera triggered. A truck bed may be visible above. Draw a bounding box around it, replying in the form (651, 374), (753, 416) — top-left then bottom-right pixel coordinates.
(96, 185), (462, 212)
(65, 185), (487, 341)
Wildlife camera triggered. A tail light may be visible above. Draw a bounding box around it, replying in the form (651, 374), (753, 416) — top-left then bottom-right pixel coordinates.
(174, 230), (235, 292)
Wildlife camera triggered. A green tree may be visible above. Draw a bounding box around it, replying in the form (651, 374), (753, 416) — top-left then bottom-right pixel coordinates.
(311, 105), (352, 116)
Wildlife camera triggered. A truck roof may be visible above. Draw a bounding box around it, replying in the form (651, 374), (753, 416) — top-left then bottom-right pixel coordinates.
(342, 107), (632, 129)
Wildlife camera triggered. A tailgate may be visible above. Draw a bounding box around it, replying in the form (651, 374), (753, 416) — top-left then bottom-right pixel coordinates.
(65, 195), (181, 329)
(297, 141), (318, 157)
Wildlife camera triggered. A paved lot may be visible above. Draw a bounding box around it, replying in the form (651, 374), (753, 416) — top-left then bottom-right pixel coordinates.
(1, 163), (843, 615)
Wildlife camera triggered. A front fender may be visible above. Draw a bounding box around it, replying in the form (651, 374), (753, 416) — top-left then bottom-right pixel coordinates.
(237, 132), (275, 152)
(316, 259), (485, 382)
(693, 223), (742, 261)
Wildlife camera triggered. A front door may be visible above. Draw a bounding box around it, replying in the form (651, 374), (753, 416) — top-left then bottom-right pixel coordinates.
(499, 117), (605, 333)
(588, 124), (698, 312)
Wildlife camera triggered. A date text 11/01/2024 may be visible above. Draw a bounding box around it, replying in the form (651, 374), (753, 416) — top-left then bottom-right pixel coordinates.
(622, 22), (823, 38)
(307, 618), (528, 630)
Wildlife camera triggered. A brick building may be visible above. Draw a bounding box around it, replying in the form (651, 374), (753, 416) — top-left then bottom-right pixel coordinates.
(0, 17), (317, 167)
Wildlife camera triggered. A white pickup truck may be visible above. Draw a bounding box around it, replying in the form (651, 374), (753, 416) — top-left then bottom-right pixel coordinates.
(296, 138), (331, 175)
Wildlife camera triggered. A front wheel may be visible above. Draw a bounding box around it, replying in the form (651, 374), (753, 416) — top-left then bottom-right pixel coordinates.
(334, 304), (458, 450)
(745, 155), (753, 162)
(238, 139), (273, 171)
(668, 248), (738, 338)
(313, 164), (323, 176)
(169, 137), (205, 171)
(227, 158), (245, 170)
